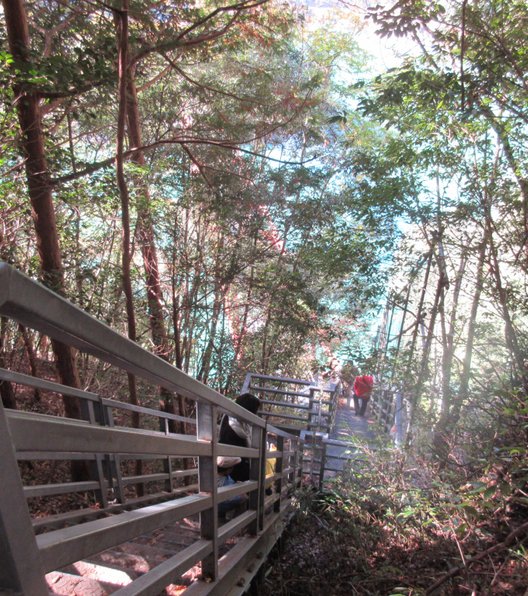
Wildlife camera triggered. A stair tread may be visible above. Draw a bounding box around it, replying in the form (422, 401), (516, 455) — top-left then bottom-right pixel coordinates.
(46, 570), (112, 595)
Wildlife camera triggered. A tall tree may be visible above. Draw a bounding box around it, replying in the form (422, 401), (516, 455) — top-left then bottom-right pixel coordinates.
(2, 0), (81, 417)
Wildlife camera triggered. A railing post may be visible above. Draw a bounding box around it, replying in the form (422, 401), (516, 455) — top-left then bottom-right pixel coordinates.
(0, 402), (48, 596)
(85, 398), (108, 508)
(318, 440), (327, 492)
(394, 391), (405, 446)
(306, 388), (319, 480)
(274, 435), (284, 513)
(241, 372), (252, 394)
(103, 404), (125, 504)
(296, 437), (304, 488)
(314, 387), (325, 435)
(308, 388), (315, 431)
(328, 383), (339, 434)
(163, 417), (175, 494)
(197, 402), (218, 580)
(259, 425), (267, 528)
(249, 424), (264, 534)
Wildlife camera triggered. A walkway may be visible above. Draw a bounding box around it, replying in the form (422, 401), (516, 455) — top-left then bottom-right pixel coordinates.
(48, 403), (384, 593)
(323, 401), (379, 477)
(332, 401), (378, 443)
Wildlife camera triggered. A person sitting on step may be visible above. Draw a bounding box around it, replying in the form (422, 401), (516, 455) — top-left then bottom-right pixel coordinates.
(218, 392), (261, 481)
(217, 455), (248, 520)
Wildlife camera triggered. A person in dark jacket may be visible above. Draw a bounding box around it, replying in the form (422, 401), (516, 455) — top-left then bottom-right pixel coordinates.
(218, 393), (261, 481)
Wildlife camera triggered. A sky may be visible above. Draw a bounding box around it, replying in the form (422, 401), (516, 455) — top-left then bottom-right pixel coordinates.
(294, 0), (421, 368)
(301, 0), (418, 72)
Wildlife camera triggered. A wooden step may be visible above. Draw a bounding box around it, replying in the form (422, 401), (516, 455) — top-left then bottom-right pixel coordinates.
(36, 494), (211, 572)
(46, 569), (113, 595)
(59, 560), (136, 588)
(89, 542), (176, 575)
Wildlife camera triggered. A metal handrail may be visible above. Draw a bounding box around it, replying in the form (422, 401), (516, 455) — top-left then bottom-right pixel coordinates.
(0, 263), (262, 427)
(0, 263), (303, 595)
(241, 372), (343, 485)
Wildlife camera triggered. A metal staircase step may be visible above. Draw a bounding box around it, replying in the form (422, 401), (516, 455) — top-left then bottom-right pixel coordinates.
(46, 569), (117, 595)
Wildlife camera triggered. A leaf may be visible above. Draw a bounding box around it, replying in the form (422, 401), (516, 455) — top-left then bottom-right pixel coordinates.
(326, 114), (347, 124)
(460, 503), (479, 518)
(466, 482), (486, 494)
(0, 50), (14, 65)
(499, 482), (512, 497)
(397, 506), (416, 520)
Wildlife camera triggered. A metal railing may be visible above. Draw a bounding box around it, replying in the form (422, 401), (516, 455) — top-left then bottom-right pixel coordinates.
(241, 373), (341, 486)
(0, 263), (303, 596)
(371, 388), (407, 445)
(371, 388), (396, 433)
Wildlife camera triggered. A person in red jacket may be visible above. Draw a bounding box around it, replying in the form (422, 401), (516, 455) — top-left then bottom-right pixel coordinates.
(353, 375), (374, 417)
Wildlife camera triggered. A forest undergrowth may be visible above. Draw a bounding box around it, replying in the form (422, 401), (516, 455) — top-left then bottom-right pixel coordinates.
(259, 448), (528, 596)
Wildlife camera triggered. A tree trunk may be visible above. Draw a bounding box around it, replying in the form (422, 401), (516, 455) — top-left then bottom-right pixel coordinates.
(478, 103), (528, 263)
(123, 51), (192, 430)
(406, 247), (442, 448)
(115, 0), (143, 493)
(415, 271), (443, 398)
(390, 281), (412, 384)
(0, 318), (17, 409)
(115, 0), (139, 412)
(197, 235), (229, 385)
(433, 246), (467, 465)
(487, 215), (525, 385)
(125, 71), (172, 361)
(180, 210), (203, 374)
(454, 234), (487, 426)
(223, 248), (257, 394)
(438, 242), (467, 420)
(19, 325), (41, 401)
(406, 249), (433, 377)
(197, 285), (225, 385)
(3, 0), (81, 419)
(260, 302), (273, 374)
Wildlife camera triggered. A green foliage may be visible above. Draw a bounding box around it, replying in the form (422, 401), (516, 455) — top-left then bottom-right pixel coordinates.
(263, 443), (528, 595)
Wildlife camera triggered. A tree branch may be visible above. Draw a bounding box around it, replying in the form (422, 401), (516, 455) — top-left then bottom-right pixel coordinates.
(52, 136), (316, 185)
(131, 0), (268, 64)
(180, 143), (215, 190)
(160, 52), (261, 104)
(425, 521), (528, 594)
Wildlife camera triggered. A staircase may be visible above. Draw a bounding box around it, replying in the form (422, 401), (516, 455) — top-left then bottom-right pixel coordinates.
(0, 263), (389, 595)
(0, 263), (302, 596)
(45, 517), (202, 594)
